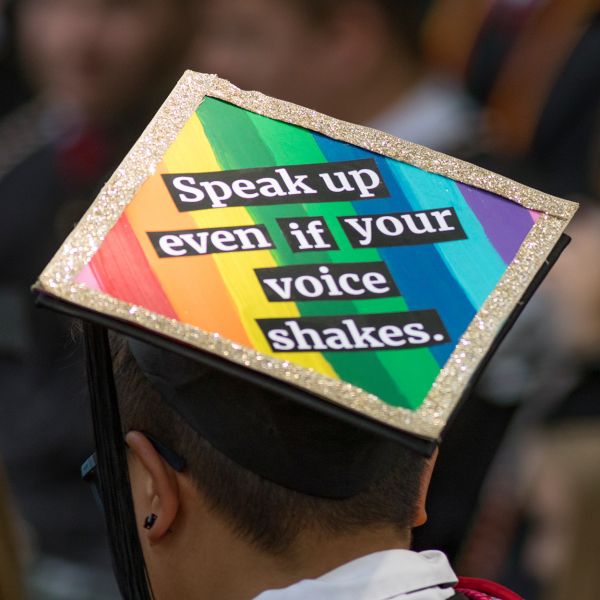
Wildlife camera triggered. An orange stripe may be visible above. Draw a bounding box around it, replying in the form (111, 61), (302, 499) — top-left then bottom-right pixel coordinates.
(123, 161), (251, 346)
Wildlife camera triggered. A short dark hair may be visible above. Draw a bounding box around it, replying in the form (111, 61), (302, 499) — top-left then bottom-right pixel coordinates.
(112, 335), (428, 555)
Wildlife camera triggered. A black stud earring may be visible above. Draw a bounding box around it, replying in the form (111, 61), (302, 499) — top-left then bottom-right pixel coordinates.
(143, 513), (158, 530)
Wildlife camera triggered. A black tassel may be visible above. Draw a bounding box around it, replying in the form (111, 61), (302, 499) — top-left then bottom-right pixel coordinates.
(83, 322), (152, 600)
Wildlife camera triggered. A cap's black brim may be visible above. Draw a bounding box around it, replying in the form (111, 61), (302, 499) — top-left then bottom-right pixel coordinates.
(34, 291), (437, 456)
(440, 232), (572, 435)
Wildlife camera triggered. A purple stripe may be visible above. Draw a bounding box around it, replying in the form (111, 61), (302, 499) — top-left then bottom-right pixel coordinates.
(458, 183), (536, 264)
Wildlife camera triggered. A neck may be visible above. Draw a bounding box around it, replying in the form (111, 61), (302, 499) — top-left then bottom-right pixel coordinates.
(151, 500), (411, 600)
(284, 525), (412, 580)
(205, 527), (411, 600)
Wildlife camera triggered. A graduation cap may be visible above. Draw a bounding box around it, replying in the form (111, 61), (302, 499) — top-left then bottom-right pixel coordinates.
(33, 72), (577, 599)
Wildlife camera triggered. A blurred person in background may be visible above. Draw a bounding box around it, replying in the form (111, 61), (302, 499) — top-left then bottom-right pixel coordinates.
(16, 0), (192, 130)
(2, 0), (195, 180)
(424, 0), (600, 198)
(0, 0), (195, 597)
(520, 421), (600, 600)
(0, 461), (25, 600)
(196, 0), (479, 154)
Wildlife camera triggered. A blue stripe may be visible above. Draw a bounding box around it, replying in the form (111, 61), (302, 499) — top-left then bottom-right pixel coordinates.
(313, 133), (478, 366)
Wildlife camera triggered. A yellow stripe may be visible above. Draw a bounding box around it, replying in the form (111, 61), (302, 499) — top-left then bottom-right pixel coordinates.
(163, 111), (221, 172)
(163, 114), (336, 377)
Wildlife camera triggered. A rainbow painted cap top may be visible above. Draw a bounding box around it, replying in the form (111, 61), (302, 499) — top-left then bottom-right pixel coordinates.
(34, 72), (577, 458)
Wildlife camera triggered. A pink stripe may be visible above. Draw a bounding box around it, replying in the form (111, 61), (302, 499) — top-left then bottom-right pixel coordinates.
(76, 263), (102, 291)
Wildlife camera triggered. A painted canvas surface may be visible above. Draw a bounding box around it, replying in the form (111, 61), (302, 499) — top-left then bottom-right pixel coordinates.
(75, 97), (540, 412)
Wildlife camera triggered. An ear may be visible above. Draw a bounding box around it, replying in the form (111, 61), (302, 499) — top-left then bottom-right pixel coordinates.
(126, 431), (180, 544)
(412, 448), (439, 527)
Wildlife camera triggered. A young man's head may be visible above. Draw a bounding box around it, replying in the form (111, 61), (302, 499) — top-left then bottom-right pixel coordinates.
(16, 0), (195, 125)
(110, 335), (437, 599)
(196, 0), (431, 123)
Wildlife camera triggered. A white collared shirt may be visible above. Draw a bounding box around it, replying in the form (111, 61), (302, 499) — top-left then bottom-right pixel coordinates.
(253, 549), (458, 600)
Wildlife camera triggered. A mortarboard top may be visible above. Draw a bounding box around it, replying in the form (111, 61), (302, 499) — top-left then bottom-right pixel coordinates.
(33, 71), (577, 454)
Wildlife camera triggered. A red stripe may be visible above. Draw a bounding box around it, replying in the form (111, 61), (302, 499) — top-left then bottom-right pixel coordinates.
(457, 577), (524, 600)
(89, 214), (178, 319)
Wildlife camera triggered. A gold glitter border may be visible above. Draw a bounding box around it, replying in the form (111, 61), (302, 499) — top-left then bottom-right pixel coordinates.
(35, 71), (577, 441)
(205, 73), (578, 220)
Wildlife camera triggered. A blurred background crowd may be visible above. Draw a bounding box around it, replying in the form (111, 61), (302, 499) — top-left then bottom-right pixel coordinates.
(0, 0), (599, 599)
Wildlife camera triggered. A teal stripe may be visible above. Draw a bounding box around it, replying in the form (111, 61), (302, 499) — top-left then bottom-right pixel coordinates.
(389, 162), (507, 308)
